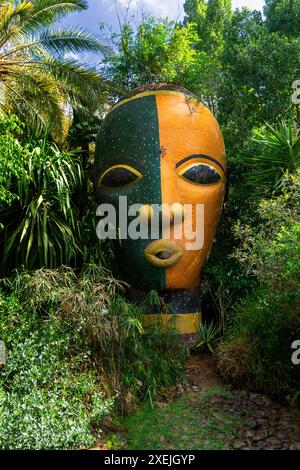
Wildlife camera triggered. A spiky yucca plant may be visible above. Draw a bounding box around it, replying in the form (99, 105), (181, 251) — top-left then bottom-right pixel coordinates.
(0, 136), (83, 269)
(247, 120), (300, 189)
(0, 0), (108, 139)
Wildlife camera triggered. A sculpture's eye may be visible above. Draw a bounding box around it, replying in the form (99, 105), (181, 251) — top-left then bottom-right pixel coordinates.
(99, 165), (143, 188)
(178, 163), (222, 185)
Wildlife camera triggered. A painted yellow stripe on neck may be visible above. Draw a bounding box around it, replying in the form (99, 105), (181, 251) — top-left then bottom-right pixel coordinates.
(109, 90), (196, 114)
(143, 312), (201, 335)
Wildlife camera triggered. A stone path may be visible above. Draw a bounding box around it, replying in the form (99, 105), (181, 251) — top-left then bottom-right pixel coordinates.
(164, 353), (300, 450)
(208, 389), (300, 450)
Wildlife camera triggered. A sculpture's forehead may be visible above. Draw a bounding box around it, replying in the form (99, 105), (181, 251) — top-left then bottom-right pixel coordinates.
(95, 91), (225, 170)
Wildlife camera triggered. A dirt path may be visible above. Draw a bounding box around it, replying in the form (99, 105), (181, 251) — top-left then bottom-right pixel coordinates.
(103, 353), (300, 450)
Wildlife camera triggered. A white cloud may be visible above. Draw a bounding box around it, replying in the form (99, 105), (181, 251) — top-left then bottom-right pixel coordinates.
(103, 0), (184, 20)
(64, 52), (80, 60)
(232, 0), (264, 11)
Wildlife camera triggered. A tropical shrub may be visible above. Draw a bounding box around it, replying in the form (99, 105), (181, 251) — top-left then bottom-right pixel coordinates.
(0, 136), (83, 271)
(246, 120), (300, 190)
(1, 266), (187, 414)
(217, 171), (300, 398)
(0, 114), (28, 204)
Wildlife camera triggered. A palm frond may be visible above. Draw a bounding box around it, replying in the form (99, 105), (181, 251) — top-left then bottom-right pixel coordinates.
(2, 79), (47, 129)
(0, 1), (111, 139)
(0, 27), (108, 59)
(4, 69), (67, 135)
(27, 0), (88, 30)
(0, 1), (33, 48)
(17, 57), (103, 103)
(1, 55), (108, 129)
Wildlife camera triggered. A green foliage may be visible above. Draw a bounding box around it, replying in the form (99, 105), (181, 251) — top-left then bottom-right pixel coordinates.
(183, 0), (232, 111)
(0, 114), (28, 204)
(233, 170), (300, 283)
(112, 387), (239, 450)
(184, 0), (232, 52)
(246, 120), (300, 190)
(264, 0), (300, 37)
(0, 136), (83, 270)
(196, 321), (221, 353)
(218, 283), (300, 396)
(103, 17), (204, 95)
(219, 8), (300, 156)
(1, 267), (187, 414)
(0, 266), (187, 448)
(0, 288), (113, 450)
(218, 171), (300, 397)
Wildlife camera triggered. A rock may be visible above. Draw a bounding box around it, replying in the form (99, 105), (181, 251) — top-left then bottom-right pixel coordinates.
(265, 437), (283, 449)
(274, 431), (289, 440)
(288, 431), (300, 441)
(233, 439), (244, 450)
(213, 412), (223, 421)
(252, 433), (266, 442)
(255, 441), (267, 450)
(176, 384), (185, 393)
(289, 443), (300, 450)
(248, 419), (259, 430)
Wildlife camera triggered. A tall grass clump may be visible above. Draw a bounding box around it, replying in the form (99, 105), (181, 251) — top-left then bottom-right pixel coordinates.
(1, 266), (187, 417)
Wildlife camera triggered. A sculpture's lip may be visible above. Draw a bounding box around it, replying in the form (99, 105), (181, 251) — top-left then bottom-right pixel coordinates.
(144, 240), (183, 268)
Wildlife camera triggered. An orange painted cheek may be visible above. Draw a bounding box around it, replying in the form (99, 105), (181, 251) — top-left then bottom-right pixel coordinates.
(156, 93), (226, 290)
(162, 183), (225, 289)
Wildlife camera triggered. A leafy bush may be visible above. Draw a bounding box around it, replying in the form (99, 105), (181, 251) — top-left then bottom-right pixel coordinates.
(0, 136), (83, 271)
(1, 266), (187, 418)
(218, 284), (300, 396)
(0, 114), (28, 204)
(0, 114), (112, 273)
(0, 289), (113, 450)
(103, 18), (202, 93)
(217, 171), (300, 398)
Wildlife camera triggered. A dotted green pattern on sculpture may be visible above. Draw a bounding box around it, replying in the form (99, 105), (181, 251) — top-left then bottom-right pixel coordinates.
(95, 95), (165, 290)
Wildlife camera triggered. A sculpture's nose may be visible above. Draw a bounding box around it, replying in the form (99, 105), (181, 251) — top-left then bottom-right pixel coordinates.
(138, 203), (185, 227)
(138, 204), (153, 224)
(169, 203), (185, 226)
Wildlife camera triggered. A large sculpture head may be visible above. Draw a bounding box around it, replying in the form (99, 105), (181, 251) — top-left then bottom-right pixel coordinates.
(95, 85), (226, 340)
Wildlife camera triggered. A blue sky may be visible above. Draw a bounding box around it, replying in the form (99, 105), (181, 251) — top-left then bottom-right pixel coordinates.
(63, 1), (265, 65)
(64, 0), (265, 34)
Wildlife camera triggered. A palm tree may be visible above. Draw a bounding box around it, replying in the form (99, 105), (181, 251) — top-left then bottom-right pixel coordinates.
(0, 0), (108, 139)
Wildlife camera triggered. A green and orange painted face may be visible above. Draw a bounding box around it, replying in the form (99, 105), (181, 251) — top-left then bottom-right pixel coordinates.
(95, 87), (226, 291)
